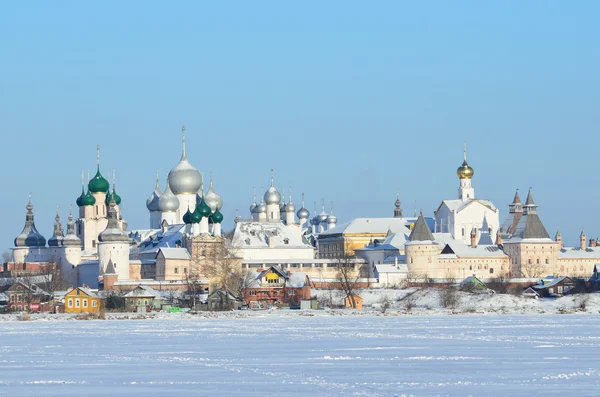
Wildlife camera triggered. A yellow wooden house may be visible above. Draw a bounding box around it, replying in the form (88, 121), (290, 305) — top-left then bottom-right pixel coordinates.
(64, 287), (103, 313)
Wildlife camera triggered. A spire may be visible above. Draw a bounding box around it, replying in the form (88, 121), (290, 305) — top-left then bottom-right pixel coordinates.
(463, 140), (467, 162)
(512, 188), (521, 204)
(330, 201), (334, 215)
(97, 144), (100, 165)
(321, 198), (325, 213)
(105, 258), (116, 274)
(200, 172), (204, 196)
(209, 171), (213, 188)
(301, 192), (305, 207)
(289, 186), (293, 203)
(394, 191), (402, 218)
(413, 200), (417, 217)
(524, 187), (535, 206)
(260, 186), (265, 203)
(253, 186), (256, 203)
(271, 168), (274, 187)
(181, 124), (186, 158)
(155, 170), (160, 189)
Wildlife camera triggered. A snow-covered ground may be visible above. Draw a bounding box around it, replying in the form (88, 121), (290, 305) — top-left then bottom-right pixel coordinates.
(1, 313), (600, 396)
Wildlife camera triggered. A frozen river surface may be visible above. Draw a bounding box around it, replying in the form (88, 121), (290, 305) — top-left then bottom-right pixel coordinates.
(1, 314), (599, 396)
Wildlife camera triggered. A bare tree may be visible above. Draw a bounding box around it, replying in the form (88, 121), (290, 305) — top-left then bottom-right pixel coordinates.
(521, 260), (546, 278)
(202, 243), (247, 297)
(185, 269), (205, 311)
(2, 251), (11, 264)
(379, 296), (391, 313)
(334, 255), (361, 309)
(38, 263), (72, 297)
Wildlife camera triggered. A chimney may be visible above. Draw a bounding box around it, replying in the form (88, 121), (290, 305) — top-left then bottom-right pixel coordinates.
(580, 229), (586, 250)
(590, 239), (596, 248)
(394, 256), (399, 269)
(496, 229), (502, 246)
(470, 227), (477, 248)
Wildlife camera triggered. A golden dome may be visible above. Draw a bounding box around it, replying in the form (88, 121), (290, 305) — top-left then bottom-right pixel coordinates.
(456, 160), (474, 179)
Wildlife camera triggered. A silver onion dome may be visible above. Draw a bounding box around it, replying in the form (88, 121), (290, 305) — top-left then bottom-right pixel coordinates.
(318, 211), (328, 223)
(297, 207), (309, 219)
(167, 125), (202, 195)
(48, 209), (64, 247)
(204, 175), (223, 212)
(264, 186), (281, 205)
(98, 199), (129, 242)
(158, 180), (179, 212)
(327, 214), (337, 224)
(263, 169), (281, 204)
(256, 201), (267, 213)
(14, 197), (46, 247)
(250, 202), (257, 213)
(62, 207), (81, 247)
(146, 172), (162, 212)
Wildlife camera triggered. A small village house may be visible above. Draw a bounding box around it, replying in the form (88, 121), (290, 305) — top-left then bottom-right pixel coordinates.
(242, 266), (311, 309)
(532, 276), (576, 298)
(6, 281), (51, 312)
(64, 287), (103, 313)
(124, 285), (164, 313)
(345, 293), (363, 309)
(207, 289), (238, 311)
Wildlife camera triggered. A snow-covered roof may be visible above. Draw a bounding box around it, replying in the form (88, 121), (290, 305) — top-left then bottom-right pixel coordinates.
(442, 241), (508, 258)
(558, 246), (600, 259)
(0, 292), (8, 302)
(124, 285), (163, 299)
(508, 212), (551, 241)
(231, 221), (312, 249)
(375, 264), (408, 274)
(137, 224), (186, 258)
(533, 276), (574, 290)
(319, 217), (416, 236)
(437, 198), (497, 214)
(157, 247), (191, 260)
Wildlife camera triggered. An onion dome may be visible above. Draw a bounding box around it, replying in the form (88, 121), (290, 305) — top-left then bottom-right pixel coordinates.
(190, 207), (202, 224)
(48, 209), (64, 247)
(297, 193), (309, 219)
(62, 206), (81, 247)
(310, 216), (320, 226)
(318, 201), (328, 223)
(204, 174), (223, 212)
(146, 172), (162, 212)
(76, 186), (85, 207)
(196, 197), (212, 218)
(326, 202), (337, 224)
(456, 142), (474, 179)
(279, 187), (286, 212)
(81, 188), (96, 206)
(263, 169), (281, 204)
(183, 208), (193, 224)
(14, 196), (46, 247)
(89, 162), (110, 193)
(167, 125), (202, 195)
(285, 189), (295, 213)
(211, 209), (224, 224)
(105, 190), (112, 204)
(110, 185), (121, 206)
(157, 180), (179, 212)
(98, 198), (128, 242)
(256, 200), (267, 214)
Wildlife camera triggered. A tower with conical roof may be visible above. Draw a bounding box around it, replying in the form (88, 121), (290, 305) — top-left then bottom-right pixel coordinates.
(59, 205), (82, 283)
(48, 207), (65, 248)
(457, 142), (475, 201)
(285, 188), (296, 226)
(405, 212), (439, 277)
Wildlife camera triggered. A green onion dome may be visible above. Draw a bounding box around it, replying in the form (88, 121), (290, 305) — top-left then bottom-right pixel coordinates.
(183, 208), (192, 224)
(105, 185), (121, 206)
(196, 198), (211, 218)
(210, 209), (223, 224)
(76, 187), (86, 207)
(190, 207), (202, 224)
(89, 166), (110, 193)
(80, 188), (96, 207)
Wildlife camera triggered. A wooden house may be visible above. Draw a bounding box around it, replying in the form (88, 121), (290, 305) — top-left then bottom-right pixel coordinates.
(64, 287), (103, 313)
(531, 276), (576, 297)
(345, 293), (363, 309)
(123, 285), (164, 313)
(242, 266), (311, 309)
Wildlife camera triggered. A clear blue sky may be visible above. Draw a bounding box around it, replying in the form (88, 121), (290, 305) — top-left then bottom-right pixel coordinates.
(1, 1), (598, 252)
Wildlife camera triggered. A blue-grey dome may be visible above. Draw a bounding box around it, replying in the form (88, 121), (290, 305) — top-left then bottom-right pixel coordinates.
(204, 179), (223, 212)
(297, 207), (309, 219)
